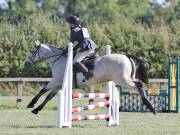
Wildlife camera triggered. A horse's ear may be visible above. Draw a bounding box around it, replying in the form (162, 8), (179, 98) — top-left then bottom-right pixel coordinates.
(35, 40), (40, 47)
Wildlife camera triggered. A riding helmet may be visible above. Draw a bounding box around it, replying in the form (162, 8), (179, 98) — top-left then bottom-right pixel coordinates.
(66, 15), (80, 25)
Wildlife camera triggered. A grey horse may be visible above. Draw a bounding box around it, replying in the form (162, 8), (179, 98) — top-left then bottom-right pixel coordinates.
(25, 41), (157, 115)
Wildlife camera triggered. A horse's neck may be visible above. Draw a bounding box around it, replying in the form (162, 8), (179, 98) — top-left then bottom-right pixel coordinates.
(47, 55), (62, 67)
(41, 45), (63, 67)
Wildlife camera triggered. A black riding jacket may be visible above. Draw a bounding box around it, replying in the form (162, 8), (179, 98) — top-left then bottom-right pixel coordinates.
(70, 25), (98, 52)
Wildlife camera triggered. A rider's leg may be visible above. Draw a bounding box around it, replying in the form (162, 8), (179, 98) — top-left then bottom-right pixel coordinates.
(74, 51), (93, 80)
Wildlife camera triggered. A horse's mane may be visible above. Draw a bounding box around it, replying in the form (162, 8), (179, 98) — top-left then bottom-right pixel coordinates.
(41, 43), (64, 54)
(46, 43), (63, 50)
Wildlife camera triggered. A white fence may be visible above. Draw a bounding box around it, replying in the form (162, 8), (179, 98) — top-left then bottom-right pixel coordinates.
(0, 78), (168, 100)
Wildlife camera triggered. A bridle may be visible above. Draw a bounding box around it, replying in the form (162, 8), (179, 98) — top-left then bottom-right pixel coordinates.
(28, 44), (41, 63)
(28, 43), (63, 65)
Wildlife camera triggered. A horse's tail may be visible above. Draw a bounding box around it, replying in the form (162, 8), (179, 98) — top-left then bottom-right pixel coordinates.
(126, 54), (149, 84)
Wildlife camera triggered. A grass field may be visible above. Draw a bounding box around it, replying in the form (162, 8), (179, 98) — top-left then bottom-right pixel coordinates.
(1, 98), (180, 135)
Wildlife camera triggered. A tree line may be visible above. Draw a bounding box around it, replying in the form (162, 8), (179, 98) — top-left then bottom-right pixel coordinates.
(0, 0), (179, 78)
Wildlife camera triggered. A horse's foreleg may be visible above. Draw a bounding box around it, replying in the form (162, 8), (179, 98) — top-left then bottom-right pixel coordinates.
(134, 81), (157, 115)
(27, 87), (49, 108)
(27, 78), (60, 108)
(31, 89), (58, 114)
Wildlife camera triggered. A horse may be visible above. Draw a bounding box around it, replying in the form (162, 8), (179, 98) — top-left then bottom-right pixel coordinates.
(25, 40), (157, 115)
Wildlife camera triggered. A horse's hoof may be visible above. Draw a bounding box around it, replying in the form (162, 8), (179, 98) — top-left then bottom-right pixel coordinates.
(31, 109), (38, 114)
(153, 108), (158, 115)
(27, 104), (34, 108)
(154, 110), (158, 115)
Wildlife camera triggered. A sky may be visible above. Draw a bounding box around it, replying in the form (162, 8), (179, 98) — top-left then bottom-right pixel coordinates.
(150, 0), (170, 7)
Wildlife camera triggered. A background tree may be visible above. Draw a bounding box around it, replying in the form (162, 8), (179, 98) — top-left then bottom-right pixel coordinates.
(0, 0), (179, 78)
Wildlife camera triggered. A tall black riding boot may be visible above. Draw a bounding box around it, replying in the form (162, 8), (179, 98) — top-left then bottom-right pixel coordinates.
(75, 62), (93, 80)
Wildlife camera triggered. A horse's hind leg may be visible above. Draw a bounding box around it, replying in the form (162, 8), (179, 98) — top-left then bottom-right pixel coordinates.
(124, 79), (157, 115)
(27, 78), (60, 108)
(31, 89), (58, 114)
(134, 81), (157, 115)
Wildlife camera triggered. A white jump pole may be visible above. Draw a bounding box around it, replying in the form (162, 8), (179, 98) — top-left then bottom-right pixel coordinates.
(57, 42), (73, 128)
(105, 45), (119, 126)
(105, 45), (113, 126)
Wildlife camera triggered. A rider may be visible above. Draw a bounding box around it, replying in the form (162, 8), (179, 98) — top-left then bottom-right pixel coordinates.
(64, 15), (98, 81)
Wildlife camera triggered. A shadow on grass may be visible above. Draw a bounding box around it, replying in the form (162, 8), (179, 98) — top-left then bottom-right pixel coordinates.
(72, 125), (85, 128)
(25, 125), (55, 128)
(6, 125), (86, 129)
(0, 125), (55, 129)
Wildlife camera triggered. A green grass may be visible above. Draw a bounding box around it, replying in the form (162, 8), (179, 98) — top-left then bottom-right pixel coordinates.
(0, 99), (180, 135)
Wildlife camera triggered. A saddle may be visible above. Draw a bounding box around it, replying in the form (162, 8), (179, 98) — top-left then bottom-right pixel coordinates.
(73, 49), (99, 87)
(73, 49), (99, 73)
